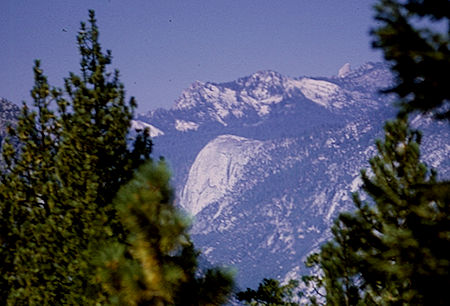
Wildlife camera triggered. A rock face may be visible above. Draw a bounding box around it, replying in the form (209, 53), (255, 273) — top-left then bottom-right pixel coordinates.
(138, 62), (449, 289)
(181, 135), (266, 216)
(2, 62), (449, 290)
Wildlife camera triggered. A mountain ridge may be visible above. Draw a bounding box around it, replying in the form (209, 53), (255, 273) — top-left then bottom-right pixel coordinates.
(1, 62), (448, 290)
(136, 62), (394, 137)
(134, 62), (448, 289)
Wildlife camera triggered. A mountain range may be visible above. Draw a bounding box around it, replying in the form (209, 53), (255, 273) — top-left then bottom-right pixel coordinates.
(1, 62), (449, 292)
(136, 62), (449, 289)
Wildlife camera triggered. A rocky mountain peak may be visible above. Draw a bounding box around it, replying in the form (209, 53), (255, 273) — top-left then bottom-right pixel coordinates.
(338, 63), (351, 78)
(2, 63), (448, 290)
(238, 70), (285, 87)
(141, 63), (395, 135)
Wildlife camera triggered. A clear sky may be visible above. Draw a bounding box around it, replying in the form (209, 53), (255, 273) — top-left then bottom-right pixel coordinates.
(1, 0), (382, 113)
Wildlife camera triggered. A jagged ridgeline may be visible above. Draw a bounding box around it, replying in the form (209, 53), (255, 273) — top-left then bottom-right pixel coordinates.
(2, 63), (449, 291)
(135, 63), (450, 288)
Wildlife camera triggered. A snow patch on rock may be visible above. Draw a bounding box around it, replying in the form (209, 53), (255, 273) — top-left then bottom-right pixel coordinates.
(174, 81), (205, 110)
(287, 78), (341, 107)
(350, 175), (363, 193)
(338, 63), (351, 78)
(175, 119), (199, 132)
(130, 120), (164, 137)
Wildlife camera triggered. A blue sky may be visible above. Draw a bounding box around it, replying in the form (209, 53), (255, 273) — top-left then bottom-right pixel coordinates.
(1, 0), (382, 113)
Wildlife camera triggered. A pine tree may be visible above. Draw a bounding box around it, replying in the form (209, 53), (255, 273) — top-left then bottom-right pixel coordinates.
(0, 11), (152, 304)
(302, 222), (362, 306)
(305, 117), (450, 305)
(0, 62), (68, 304)
(301, 1), (450, 304)
(372, 0), (450, 120)
(94, 161), (234, 305)
(0, 10), (234, 305)
(237, 278), (301, 305)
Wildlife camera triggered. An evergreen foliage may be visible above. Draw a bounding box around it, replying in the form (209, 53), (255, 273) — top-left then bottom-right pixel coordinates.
(298, 0), (450, 305)
(94, 161), (234, 305)
(236, 1), (450, 303)
(0, 11), (152, 304)
(304, 117), (449, 305)
(237, 278), (301, 305)
(372, 0), (450, 120)
(299, 1), (450, 304)
(0, 10), (233, 305)
(0, 63), (71, 304)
